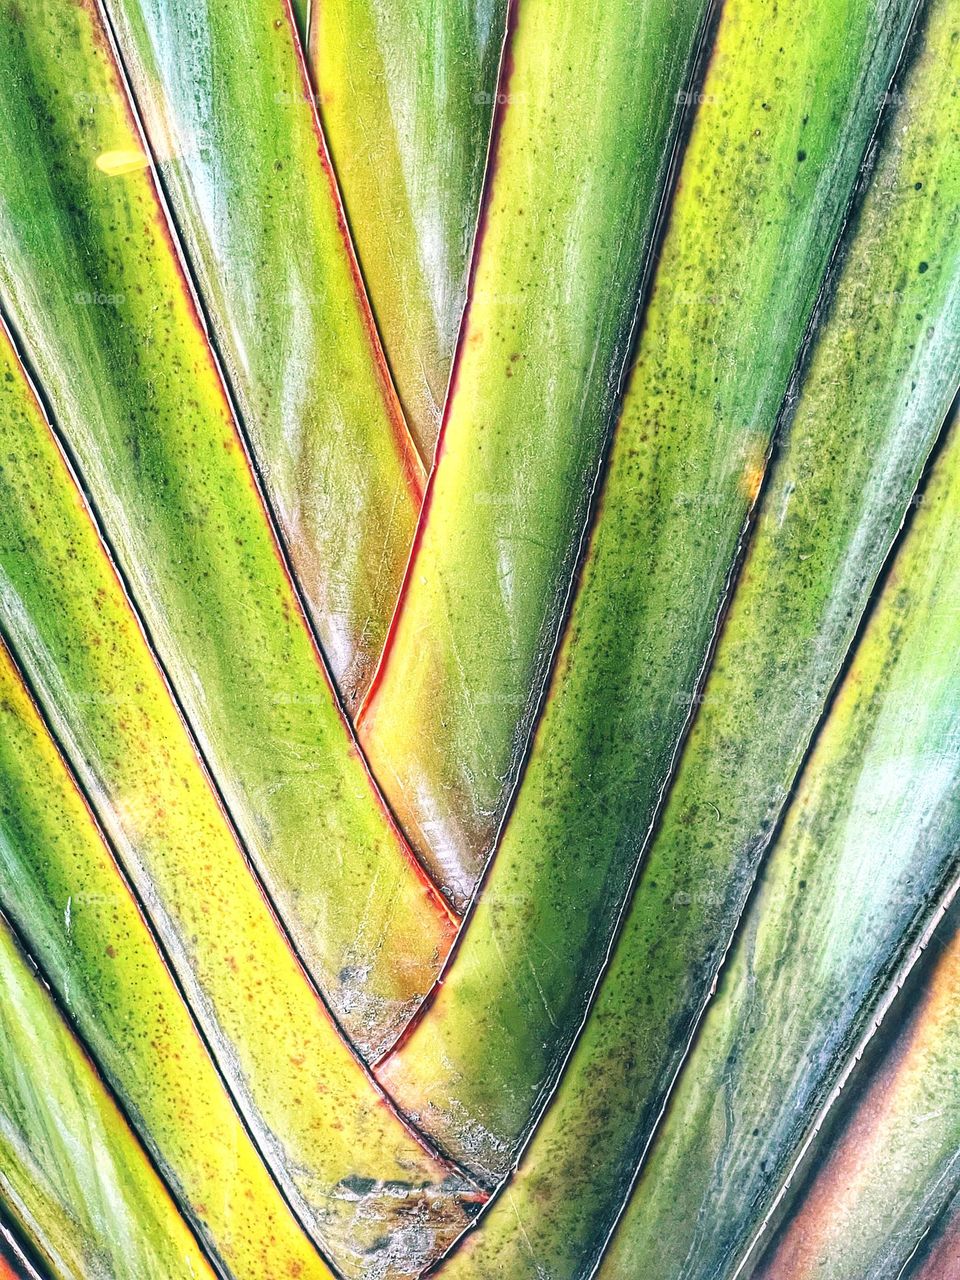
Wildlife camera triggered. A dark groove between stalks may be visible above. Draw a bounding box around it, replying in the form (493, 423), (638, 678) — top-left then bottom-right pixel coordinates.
(298, 0), (431, 469)
(0, 895), (231, 1280)
(0, 1199), (56, 1280)
(376, 0), (726, 1077)
(0, 301), (474, 1280)
(85, 0), (474, 1166)
(415, 0), (937, 1266)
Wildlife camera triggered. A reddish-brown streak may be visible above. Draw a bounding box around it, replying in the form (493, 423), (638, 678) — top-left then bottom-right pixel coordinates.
(99, 0), (454, 926)
(356, 0), (520, 738)
(284, 0), (426, 501)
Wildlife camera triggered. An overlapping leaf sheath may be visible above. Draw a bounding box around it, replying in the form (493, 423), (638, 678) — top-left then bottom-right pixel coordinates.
(358, 0), (712, 906)
(0, 641), (335, 1277)
(290, 0), (309, 46)
(378, 0), (919, 1186)
(433, 0), (960, 1268)
(598, 336), (960, 1280)
(100, 0), (423, 708)
(0, 916), (216, 1280)
(312, 0), (507, 460)
(0, 330), (476, 1276)
(0, 0), (453, 1059)
(754, 895), (960, 1280)
(0, 654), (343, 1280)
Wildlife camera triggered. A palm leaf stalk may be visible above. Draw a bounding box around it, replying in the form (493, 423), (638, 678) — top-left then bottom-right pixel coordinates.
(0, 324), (477, 1274)
(311, 0), (509, 460)
(375, 0), (924, 1184)
(0, 911), (218, 1280)
(0, 623), (348, 1280)
(356, 0), (714, 906)
(0, 0), (958, 1276)
(0, 0), (453, 1059)
(598, 336), (960, 1276)
(428, 0), (960, 1264)
(101, 0), (424, 709)
(753, 887), (960, 1280)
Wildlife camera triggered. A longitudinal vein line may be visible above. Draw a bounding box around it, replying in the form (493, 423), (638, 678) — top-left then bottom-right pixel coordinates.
(373, 0), (726, 1072)
(92, 0), (451, 930)
(894, 1183), (960, 1280)
(0, 307), (477, 1203)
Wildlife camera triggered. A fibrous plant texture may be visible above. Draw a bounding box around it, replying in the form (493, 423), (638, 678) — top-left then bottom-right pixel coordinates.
(0, 1), (957, 1278)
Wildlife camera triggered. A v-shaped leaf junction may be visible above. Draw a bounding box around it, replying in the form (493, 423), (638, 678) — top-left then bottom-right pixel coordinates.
(0, 0), (957, 1277)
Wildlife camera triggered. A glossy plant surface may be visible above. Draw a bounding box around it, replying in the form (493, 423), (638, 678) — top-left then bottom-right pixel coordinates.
(0, 0), (957, 1278)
